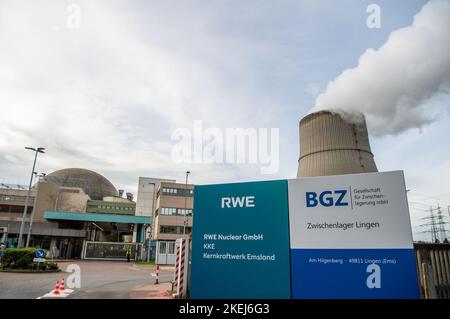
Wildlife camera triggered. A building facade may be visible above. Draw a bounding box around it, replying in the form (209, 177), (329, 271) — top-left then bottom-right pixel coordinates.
(0, 168), (149, 259)
(135, 177), (175, 217)
(1, 170), (195, 262)
(151, 182), (194, 264)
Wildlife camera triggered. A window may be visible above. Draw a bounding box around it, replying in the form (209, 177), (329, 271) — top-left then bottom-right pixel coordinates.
(160, 226), (185, 234)
(168, 242), (175, 254)
(159, 207), (193, 216)
(159, 242), (166, 254)
(162, 187), (194, 197)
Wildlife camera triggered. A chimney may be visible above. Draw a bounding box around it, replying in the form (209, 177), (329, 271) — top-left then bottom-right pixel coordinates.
(126, 192), (134, 201)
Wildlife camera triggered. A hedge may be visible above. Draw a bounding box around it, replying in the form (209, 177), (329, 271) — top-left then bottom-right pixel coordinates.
(0, 248), (58, 270)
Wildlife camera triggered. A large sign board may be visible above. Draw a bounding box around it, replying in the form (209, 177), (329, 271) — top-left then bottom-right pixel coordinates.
(288, 171), (419, 298)
(190, 180), (291, 299)
(190, 171), (419, 299)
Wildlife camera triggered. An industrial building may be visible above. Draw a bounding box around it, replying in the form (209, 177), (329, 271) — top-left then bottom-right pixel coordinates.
(153, 181), (194, 240)
(0, 168), (149, 259)
(136, 178), (194, 264)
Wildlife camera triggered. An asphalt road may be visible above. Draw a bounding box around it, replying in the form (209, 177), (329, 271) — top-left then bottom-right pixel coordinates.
(0, 261), (174, 299)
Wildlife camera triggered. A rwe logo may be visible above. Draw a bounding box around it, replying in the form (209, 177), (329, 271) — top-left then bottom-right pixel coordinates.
(221, 196), (255, 208)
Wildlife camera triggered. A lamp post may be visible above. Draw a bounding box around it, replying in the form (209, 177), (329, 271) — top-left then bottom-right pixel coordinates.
(25, 172), (46, 248)
(17, 147), (45, 248)
(146, 182), (156, 262)
(183, 171), (191, 236)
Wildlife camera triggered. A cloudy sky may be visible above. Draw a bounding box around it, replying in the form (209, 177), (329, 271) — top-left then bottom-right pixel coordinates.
(0, 0), (449, 241)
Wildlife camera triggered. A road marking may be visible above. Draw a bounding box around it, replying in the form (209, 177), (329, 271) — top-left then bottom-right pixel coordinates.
(38, 288), (75, 299)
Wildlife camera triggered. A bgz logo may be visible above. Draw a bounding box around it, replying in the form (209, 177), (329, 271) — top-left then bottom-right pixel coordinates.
(305, 190), (349, 207)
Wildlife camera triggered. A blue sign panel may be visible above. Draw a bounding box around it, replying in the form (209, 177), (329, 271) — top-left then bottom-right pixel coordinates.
(36, 250), (45, 258)
(290, 249), (420, 298)
(190, 180), (291, 299)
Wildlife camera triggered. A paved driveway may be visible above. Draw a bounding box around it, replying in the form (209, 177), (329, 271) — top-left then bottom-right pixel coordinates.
(0, 261), (174, 299)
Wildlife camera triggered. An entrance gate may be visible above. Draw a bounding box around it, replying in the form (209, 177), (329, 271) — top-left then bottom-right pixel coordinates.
(81, 241), (142, 261)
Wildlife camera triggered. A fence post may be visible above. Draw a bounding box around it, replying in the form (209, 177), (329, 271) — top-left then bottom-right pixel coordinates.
(421, 262), (429, 299)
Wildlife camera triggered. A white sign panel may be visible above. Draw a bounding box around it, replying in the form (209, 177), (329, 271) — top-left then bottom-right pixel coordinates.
(288, 171), (419, 298)
(288, 170), (414, 249)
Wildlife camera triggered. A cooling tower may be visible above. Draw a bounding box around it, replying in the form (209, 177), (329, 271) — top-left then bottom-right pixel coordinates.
(297, 111), (378, 178)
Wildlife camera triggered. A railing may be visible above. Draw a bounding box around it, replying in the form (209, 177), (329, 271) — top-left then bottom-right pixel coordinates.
(414, 243), (450, 299)
(0, 194), (35, 203)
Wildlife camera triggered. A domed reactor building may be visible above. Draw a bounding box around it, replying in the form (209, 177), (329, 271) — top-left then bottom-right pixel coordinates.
(0, 168), (149, 259)
(47, 168), (118, 200)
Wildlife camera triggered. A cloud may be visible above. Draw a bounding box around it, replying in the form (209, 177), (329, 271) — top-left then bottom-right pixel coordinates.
(310, 0), (450, 136)
(0, 0), (279, 190)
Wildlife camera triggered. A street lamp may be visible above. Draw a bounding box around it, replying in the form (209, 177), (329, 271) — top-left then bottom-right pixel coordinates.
(17, 147), (45, 248)
(183, 171), (191, 235)
(145, 182), (156, 261)
(147, 182), (157, 237)
(25, 172), (46, 247)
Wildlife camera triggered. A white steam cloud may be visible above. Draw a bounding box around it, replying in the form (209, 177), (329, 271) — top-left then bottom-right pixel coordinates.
(310, 0), (450, 135)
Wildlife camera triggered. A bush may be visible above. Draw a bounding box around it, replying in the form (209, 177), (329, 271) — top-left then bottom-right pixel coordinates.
(16, 254), (34, 268)
(1, 248), (40, 269)
(47, 262), (59, 270)
(36, 262), (47, 271)
(0, 248), (59, 271)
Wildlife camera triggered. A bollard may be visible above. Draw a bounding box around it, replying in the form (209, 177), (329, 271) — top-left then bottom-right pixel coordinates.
(155, 265), (159, 285)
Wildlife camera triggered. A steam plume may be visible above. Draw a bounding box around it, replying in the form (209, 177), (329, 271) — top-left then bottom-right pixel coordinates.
(310, 0), (450, 135)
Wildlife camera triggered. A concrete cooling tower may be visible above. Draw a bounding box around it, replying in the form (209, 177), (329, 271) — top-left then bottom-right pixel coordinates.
(297, 111), (378, 178)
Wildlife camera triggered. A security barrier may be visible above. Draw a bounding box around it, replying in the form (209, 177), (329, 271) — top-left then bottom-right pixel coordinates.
(172, 238), (190, 298)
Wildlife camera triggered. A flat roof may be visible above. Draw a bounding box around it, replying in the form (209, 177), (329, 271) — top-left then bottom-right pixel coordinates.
(44, 211), (151, 224)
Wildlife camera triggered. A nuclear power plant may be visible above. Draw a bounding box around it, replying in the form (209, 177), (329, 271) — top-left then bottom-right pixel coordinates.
(297, 110), (378, 178)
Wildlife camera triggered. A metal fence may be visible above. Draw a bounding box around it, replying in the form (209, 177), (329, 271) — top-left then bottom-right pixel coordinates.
(81, 241), (143, 261)
(415, 243), (450, 299)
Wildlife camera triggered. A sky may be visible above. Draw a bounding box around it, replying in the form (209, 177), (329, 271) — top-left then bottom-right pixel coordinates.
(0, 0), (448, 241)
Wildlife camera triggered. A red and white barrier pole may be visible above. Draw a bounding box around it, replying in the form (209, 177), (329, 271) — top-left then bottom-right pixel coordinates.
(174, 245), (180, 288)
(178, 239), (186, 297)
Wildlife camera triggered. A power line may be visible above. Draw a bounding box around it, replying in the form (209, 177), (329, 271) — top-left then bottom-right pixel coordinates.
(418, 205), (449, 243)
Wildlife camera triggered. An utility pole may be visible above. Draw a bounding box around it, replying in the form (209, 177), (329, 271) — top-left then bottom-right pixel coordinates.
(17, 147), (45, 248)
(146, 182), (156, 262)
(183, 171), (191, 236)
(435, 206), (448, 242)
(419, 205), (449, 243)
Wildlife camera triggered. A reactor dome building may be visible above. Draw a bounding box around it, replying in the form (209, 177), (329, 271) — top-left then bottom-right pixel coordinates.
(297, 111), (378, 178)
(47, 168), (118, 200)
